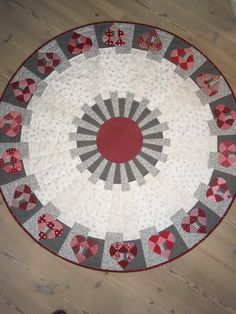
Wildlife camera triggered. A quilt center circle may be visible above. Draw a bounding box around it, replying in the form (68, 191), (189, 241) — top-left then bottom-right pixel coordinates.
(96, 117), (143, 163)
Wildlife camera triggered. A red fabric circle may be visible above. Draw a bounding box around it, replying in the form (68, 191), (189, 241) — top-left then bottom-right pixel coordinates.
(96, 117), (143, 163)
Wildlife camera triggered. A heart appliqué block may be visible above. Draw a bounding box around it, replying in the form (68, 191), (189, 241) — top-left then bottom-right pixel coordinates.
(137, 29), (162, 53)
(102, 24), (126, 46)
(0, 111), (22, 137)
(11, 184), (37, 211)
(214, 104), (236, 130)
(109, 242), (138, 269)
(181, 208), (206, 233)
(38, 213), (63, 240)
(67, 32), (93, 55)
(11, 78), (36, 102)
(170, 47), (194, 70)
(0, 148), (22, 175)
(206, 177), (231, 202)
(71, 235), (99, 263)
(148, 231), (175, 259)
(37, 51), (60, 75)
(196, 73), (221, 97)
(219, 140), (236, 167)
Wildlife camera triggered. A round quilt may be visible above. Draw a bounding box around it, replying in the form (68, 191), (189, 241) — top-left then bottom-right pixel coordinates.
(0, 22), (236, 272)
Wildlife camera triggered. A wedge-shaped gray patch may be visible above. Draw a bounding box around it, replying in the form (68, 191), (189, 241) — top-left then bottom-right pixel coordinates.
(109, 91), (119, 117)
(81, 103), (105, 125)
(77, 152), (101, 172)
(104, 163), (116, 190)
(123, 92), (135, 117)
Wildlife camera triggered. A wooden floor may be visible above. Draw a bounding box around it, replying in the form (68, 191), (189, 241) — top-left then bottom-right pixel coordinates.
(0, 0), (236, 313)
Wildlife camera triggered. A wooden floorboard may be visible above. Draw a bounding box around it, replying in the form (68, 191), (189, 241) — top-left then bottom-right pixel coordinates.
(0, 0), (236, 313)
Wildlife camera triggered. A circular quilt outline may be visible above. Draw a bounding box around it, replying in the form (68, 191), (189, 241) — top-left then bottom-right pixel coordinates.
(0, 21), (235, 272)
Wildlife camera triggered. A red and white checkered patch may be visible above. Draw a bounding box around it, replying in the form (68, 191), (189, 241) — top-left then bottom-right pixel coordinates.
(218, 140), (236, 167)
(11, 78), (36, 102)
(68, 32), (93, 55)
(214, 104), (236, 130)
(38, 213), (63, 240)
(206, 177), (231, 203)
(102, 24), (125, 46)
(37, 51), (60, 75)
(0, 111), (22, 137)
(137, 29), (162, 53)
(148, 231), (175, 259)
(71, 235), (99, 263)
(109, 242), (138, 269)
(196, 73), (221, 97)
(181, 208), (206, 233)
(0, 148), (22, 175)
(11, 184), (37, 211)
(170, 47), (194, 70)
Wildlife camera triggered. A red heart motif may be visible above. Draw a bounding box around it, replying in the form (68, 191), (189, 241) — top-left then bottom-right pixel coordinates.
(214, 104), (236, 130)
(206, 177), (231, 202)
(11, 78), (36, 102)
(137, 29), (162, 53)
(148, 231), (175, 258)
(219, 140), (236, 167)
(196, 73), (221, 97)
(37, 213), (63, 240)
(11, 184), (37, 211)
(37, 51), (60, 75)
(109, 242), (138, 269)
(0, 148), (22, 175)
(181, 208), (206, 233)
(102, 24), (126, 46)
(170, 47), (194, 70)
(0, 111), (22, 137)
(70, 235), (99, 263)
(67, 32), (93, 55)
